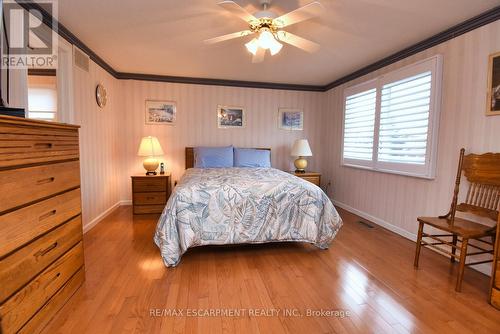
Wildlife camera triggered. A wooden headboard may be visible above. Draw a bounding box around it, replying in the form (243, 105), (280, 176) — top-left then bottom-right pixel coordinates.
(185, 147), (271, 169)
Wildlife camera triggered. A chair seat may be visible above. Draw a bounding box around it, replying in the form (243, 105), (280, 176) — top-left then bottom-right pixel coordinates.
(417, 216), (496, 238)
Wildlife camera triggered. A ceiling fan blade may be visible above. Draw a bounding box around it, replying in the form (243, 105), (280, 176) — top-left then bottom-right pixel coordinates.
(204, 30), (254, 44)
(273, 1), (323, 28)
(252, 48), (265, 63)
(217, 1), (257, 23)
(276, 31), (320, 53)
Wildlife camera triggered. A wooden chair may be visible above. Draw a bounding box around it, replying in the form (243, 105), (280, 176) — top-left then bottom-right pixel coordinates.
(414, 148), (500, 292)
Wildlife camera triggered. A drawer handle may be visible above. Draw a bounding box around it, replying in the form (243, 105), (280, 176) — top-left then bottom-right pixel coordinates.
(34, 143), (53, 149)
(39, 210), (57, 221)
(35, 242), (58, 257)
(146, 196), (155, 200)
(55, 272), (61, 279)
(37, 177), (55, 185)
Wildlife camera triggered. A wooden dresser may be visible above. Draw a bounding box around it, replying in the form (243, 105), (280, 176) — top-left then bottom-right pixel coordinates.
(0, 116), (84, 333)
(131, 174), (171, 214)
(491, 216), (500, 310)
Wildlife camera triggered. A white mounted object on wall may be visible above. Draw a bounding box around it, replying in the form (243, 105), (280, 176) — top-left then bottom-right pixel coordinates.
(73, 46), (90, 72)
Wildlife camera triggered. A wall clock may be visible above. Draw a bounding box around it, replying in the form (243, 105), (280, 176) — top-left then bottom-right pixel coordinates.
(95, 83), (107, 108)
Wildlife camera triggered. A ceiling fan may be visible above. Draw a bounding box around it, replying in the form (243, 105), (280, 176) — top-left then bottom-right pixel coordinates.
(205, 0), (323, 63)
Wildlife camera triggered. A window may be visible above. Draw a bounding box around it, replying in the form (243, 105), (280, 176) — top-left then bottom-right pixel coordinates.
(343, 83), (377, 166)
(342, 56), (442, 179)
(27, 72), (58, 121)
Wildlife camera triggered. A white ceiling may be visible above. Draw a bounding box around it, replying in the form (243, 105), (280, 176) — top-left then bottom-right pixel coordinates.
(58, 0), (500, 86)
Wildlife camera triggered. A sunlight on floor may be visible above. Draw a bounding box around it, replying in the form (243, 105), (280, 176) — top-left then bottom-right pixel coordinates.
(139, 257), (165, 278)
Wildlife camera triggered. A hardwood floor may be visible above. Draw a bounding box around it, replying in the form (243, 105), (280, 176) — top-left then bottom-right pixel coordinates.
(41, 207), (500, 334)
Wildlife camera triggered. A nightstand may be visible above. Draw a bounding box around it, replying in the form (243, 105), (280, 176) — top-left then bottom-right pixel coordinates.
(131, 174), (171, 214)
(289, 171), (321, 186)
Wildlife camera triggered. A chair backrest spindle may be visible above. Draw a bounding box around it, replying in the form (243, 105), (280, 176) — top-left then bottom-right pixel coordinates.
(446, 148), (466, 224)
(450, 149), (500, 222)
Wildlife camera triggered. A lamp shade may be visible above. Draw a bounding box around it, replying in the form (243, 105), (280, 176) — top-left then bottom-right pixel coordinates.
(291, 139), (312, 157)
(137, 136), (164, 157)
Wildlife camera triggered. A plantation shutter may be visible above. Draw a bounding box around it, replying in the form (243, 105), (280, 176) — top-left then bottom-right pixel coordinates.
(343, 88), (377, 162)
(378, 71), (432, 165)
(341, 56), (441, 178)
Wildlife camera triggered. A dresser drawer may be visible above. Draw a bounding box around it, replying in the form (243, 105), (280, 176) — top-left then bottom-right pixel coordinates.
(0, 160), (80, 213)
(0, 242), (84, 334)
(18, 267), (84, 334)
(134, 191), (166, 205)
(133, 205), (165, 214)
(0, 188), (81, 257)
(0, 125), (79, 169)
(0, 216), (82, 303)
(0, 123), (78, 138)
(133, 177), (167, 192)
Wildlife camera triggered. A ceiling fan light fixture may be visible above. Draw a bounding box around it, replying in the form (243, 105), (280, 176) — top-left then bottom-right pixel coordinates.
(208, 0), (322, 61)
(269, 40), (283, 55)
(245, 38), (259, 55)
(257, 29), (276, 49)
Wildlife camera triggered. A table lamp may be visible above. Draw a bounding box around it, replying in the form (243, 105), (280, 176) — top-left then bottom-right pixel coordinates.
(137, 136), (164, 175)
(291, 139), (312, 173)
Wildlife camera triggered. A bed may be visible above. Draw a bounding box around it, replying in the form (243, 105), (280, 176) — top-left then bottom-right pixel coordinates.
(154, 147), (342, 267)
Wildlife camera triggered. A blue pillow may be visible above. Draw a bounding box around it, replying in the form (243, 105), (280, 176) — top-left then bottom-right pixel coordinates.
(194, 146), (233, 168)
(234, 148), (271, 167)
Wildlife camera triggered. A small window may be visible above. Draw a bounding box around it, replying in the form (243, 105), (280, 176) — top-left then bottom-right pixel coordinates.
(27, 71), (57, 122)
(342, 56), (442, 179)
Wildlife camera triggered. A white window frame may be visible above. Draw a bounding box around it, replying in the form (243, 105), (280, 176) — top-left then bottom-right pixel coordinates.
(341, 55), (443, 179)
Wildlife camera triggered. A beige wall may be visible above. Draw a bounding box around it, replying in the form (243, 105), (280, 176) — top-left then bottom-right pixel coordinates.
(119, 81), (327, 201)
(323, 20), (500, 245)
(73, 60), (124, 231)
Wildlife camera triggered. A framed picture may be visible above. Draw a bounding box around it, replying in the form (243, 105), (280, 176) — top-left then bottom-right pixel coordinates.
(278, 108), (303, 130)
(486, 51), (500, 116)
(217, 105), (245, 128)
(145, 100), (176, 125)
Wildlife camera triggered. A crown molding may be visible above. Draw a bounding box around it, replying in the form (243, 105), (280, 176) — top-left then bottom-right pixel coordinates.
(323, 5), (500, 91)
(15, 1), (500, 92)
(115, 72), (324, 91)
(16, 0), (118, 76)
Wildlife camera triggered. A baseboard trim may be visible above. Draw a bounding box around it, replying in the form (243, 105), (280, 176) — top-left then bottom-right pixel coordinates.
(83, 200), (133, 233)
(83, 201), (122, 233)
(332, 200), (492, 276)
(333, 200), (417, 241)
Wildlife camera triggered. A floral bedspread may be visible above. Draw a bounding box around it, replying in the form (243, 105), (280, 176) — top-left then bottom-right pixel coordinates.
(154, 167), (342, 266)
